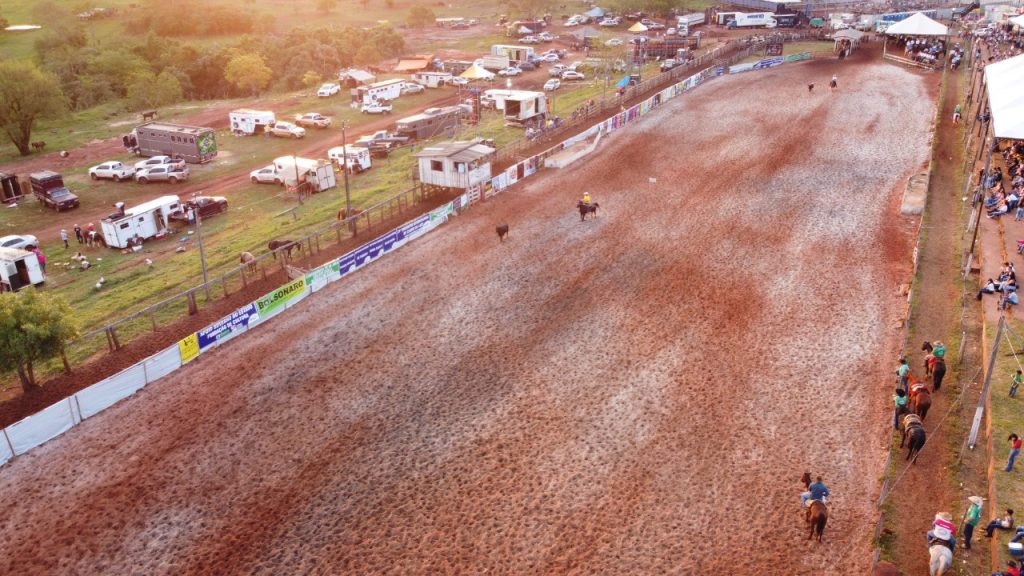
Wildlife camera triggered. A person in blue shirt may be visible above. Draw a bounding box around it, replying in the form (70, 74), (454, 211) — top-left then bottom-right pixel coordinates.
(801, 476), (830, 508)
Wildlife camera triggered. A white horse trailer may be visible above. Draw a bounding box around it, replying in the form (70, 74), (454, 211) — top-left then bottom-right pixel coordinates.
(101, 195), (181, 249)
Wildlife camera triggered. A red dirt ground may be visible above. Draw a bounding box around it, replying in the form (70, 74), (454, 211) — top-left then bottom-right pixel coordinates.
(0, 56), (932, 574)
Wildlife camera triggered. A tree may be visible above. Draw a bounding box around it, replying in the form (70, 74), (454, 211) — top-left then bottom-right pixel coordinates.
(354, 44), (383, 67)
(302, 70), (322, 90)
(224, 53), (272, 95)
(127, 70), (183, 111)
(406, 6), (435, 28)
(0, 61), (66, 156)
(317, 0), (338, 14)
(0, 289), (79, 393)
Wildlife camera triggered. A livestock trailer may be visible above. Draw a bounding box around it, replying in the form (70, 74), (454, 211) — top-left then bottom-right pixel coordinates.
(411, 71), (453, 88)
(490, 44), (537, 63)
(127, 122), (218, 163)
(273, 157), (337, 191)
(395, 106), (466, 141)
(503, 91), (548, 127)
(0, 172), (21, 203)
(101, 195), (182, 249)
(229, 109), (276, 135)
(354, 79), (405, 104)
(0, 247), (44, 292)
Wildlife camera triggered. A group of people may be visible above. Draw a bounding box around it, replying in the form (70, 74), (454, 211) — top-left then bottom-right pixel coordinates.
(928, 495), (988, 556)
(977, 262), (1019, 310)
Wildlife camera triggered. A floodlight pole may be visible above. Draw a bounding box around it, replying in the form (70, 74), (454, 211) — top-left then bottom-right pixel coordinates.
(192, 192), (210, 301)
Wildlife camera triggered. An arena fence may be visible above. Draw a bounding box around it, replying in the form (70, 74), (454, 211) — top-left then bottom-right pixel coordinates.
(0, 35), (828, 468)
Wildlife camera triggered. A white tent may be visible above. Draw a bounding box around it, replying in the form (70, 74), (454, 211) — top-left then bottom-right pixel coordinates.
(985, 53), (1024, 139)
(884, 12), (949, 36)
(460, 63), (495, 80)
(1011, 14), (1024, 28)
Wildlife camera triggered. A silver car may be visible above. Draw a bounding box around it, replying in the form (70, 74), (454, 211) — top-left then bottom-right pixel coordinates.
(135, 165), (189, 184)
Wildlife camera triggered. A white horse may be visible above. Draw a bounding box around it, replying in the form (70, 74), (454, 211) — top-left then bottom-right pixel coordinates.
(929, 544), (952, 576)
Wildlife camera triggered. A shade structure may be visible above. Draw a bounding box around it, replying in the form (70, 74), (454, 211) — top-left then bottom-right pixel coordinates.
(884, 12), (948, 36)
(833, 28), (865, 41)
(569, 26), (601, 39)
(460, 63), (495, 80)
(985, 53), (1024, 139)
(1011, 14), (1024, 28)
(628, 22), (648, 33)
(585, 7), (605, 18)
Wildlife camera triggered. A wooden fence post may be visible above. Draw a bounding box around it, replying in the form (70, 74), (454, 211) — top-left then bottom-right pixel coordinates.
(187, 291), (198, 315)
(222, 277), (229, 299)
(149, 312), (157, 332)
(108, 327), (121, 351)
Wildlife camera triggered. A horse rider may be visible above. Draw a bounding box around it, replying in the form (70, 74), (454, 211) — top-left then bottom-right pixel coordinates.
(582, 192), (592, 205)
(927, 511), (958, 552)
(909, 376), (929, 401)
(801, 475), (829, 509)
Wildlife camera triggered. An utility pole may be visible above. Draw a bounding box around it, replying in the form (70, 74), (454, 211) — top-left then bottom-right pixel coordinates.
(192, 192), (211, 301)
(341, 120), (353, 233)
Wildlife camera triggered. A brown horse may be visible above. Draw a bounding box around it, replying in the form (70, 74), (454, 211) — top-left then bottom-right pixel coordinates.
(239, 251), (257, 273)
(911, 387), (932, 420)
(496, 224), (509, 242)
(807, 500), (828, 542)
(268, 239), (301, 260)
(577, 200), (599, 221)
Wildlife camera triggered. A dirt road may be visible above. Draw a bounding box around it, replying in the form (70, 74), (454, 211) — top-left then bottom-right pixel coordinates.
(0, 56), (932, 574)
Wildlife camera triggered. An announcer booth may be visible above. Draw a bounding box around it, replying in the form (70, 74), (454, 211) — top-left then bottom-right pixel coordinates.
(414, 139), (495, 192)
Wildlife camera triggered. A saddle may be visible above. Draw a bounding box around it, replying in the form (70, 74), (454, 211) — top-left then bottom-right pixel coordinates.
(910, 382), (929, 398)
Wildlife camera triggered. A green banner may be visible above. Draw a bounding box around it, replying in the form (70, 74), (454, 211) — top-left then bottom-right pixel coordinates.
(784, 52), (812, 63)
(254, 277), (306, 317)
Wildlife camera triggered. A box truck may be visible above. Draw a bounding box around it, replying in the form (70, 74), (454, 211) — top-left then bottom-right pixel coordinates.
(101, 195), (182, 249)
(125, 122), (217, 163)
(229, 109), (276, 136)
(503, 91), (548, 127)
(676, 13), (705, 35)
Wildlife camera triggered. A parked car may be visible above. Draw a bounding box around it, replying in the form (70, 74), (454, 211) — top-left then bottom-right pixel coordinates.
(361, 102), (393, 114)
(401, 82), (425, 94)
(317, 83), (341, 97)
(520, 35), (540, 44)
(539, 52), (560, 63)
(605, 38), (624, 47)
(564, 17), (581, 26)
(666, 27), (677, 36)
(561, 70), (586, 81)
(136, 165), (189, 184)
(498, 66), (523, 76)
(0, 234), (39, 250)
(549, 64), (568, 77)
(269, 121), (306, 138)
(250, 165), (283, 185)
(599, 18), (620, 26)
(447, 76), (469, 86)
(518, 60), (536, 71)
(630, 36), (649, 44)
(89, 161), (135, 182)
(294, 112), (332, 128)
(660, 58), (684, 72)
(133, 155), (185, 172)
(543, 78), (561, 91)
(567, 61), (585, 71)
(538, 32), (554, 41)
(647, 22), (666, 30)
(170, 196), (228, 221)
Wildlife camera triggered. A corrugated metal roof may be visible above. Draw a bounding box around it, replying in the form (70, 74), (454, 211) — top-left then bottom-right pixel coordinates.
(414, 141), (495, 161)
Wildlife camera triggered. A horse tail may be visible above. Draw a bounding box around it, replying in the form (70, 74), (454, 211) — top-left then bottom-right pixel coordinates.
(814, 510), (827, 539)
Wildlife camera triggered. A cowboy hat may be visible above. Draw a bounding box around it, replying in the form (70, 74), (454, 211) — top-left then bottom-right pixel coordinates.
(969, 496), (985, 506)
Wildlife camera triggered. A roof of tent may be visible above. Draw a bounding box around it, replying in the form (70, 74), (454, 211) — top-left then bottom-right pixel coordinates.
(460, 63), (495, 79)
(1011, 14), (1024, 27)
(985, 53), (1024, 139)
(833, 28), (865, 40)
(628, 22), (648, 32)
(585, 7), (605, 17)
(884, 12), (949, 36)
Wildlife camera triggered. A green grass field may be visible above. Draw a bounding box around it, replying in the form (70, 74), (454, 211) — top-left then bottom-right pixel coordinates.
(737, 41), (834, 64)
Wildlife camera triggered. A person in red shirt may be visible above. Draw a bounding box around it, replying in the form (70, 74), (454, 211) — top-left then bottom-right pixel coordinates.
(1007, 433), (1023, 472)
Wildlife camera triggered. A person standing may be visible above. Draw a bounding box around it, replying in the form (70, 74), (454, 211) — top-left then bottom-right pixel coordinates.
(1012, 370), (1022, 398)
(896, 357), (910, 392)
(60, 228), (69, 249)
(954, 103), (962, 124)
(963, 495), (983, 551)
(893, 388), (907, 429)
(829, 74), (838, 93)
(1007, 434), (1023, 472)
(31, 247), (45, 273)
(73, 224), (83, 244)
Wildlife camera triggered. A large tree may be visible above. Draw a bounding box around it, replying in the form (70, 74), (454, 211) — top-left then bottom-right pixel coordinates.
(0, 61), (66, 156)
(224, 53), (272, 95)
(0, 289), (79, 393)
(407, 5), (436, 28)
(127, 70), (184, 111)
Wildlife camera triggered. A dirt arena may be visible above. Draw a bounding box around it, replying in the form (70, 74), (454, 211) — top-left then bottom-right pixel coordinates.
(0, 57), (933, 574)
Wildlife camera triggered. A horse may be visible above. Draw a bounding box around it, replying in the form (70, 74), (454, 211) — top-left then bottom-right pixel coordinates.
(577, 200), (599, 221)
(496, 224), (509, 242)
(31, 141), (46, 152)
(239, 251), (257, 273)
(922, 341), (935, 375)
(268, 239), (301, 260)
(807, 500), (828, 542)
(932, 357), (946, 391)
(928, 543), (953, 576)
(142, 110), (158, 121)
(911, 387), (932, 420)
(900, 413), (927, 463)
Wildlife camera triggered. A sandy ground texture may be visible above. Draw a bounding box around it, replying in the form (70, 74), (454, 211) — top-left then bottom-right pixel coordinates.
(0, 57), (933, 575)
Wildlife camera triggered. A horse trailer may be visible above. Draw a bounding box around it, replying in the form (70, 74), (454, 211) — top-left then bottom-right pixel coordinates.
(229, 109), (276, 136)
(354, 79), (405, 105)
(395, 106), (466, 141)
(0, 247), (44, 292)
(503, 91), (548, 127)
(126, 122), (218, 164)
(411, 71), (453, 88)
(101, 195), (182, 249)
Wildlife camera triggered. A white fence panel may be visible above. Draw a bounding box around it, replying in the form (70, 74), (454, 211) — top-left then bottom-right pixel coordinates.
(0, 430), (15, 466)
(75, 363), (147, 420)
(144, 345), (183, 383)
(5, 398), (78, 455)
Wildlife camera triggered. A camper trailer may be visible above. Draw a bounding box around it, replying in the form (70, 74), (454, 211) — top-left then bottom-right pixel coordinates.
(229, 109), (276, 136)
(272, 157), (337, 191)
(502, 91), (548, 127)
(411, 71), (453, 88)
(126, 122), (217, 163)
(395, 106), (466, 141)
(101, 195), (182, 249)
(0, 247), (44, 292)
(327, 146), (372, 173)
(354, 79), (405, 105)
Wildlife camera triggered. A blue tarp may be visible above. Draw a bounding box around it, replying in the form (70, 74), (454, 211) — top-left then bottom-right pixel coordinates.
(586, 7), (605, 18)
(615, 76), (630, 88)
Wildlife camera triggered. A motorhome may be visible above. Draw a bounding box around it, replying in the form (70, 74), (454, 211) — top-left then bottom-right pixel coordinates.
(126, 122), (217, 163)
(327, 146), (372, 173)
(229, 109), (276, 136)
(101, 195), (181, 249)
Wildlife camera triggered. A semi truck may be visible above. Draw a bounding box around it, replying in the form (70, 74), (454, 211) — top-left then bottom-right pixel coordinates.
(727, 12), (777, 28)
(125, 122), (218, 163)
(676, 13), (705, 35)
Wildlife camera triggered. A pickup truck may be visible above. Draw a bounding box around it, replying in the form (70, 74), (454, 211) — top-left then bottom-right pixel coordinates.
(29, 171), (79, 211)
(134, 155), (186, 172)
(294, 112), (332, 128)
(89, 161), (135, 182)
(361, 102), (393, 115)
(354, 130), (410, 147)
(135, 165), (189, 184)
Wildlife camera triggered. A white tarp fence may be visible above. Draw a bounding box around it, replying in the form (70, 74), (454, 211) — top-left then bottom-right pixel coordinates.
(76, 362), (147, 420)
(5, 398), (79, 455)
(985, 53), (1024, 140)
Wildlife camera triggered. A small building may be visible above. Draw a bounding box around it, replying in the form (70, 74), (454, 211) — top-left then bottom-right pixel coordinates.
(0, 247), (45, 292)
(414, 139), (495, 190)
(338, 68), (377, 87)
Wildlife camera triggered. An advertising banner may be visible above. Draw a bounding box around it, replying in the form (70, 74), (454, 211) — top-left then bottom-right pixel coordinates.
(178, 333), (200, 364)
(196, 303), (258, 352)
(729, 62), (757, 74)
(784, 51), (812, 63)
(306, 260), (342, 293)
(254, 277), (306, 318)
(753, 56), (784, 70)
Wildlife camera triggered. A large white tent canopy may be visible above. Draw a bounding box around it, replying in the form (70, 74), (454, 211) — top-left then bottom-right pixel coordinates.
(1011, 14), (1024, 28)
(985, 53), (1024, 140)
(884, 12), (949, 36)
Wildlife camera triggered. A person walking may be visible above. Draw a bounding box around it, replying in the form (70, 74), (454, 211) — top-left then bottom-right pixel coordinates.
(896, 357), (910, 392)
(1008, 434), (1023, 472)
(31, 247), (45, 273)
(73, 224), (83, 244)
(829, 74), (838, 93)
(953, 103), (962, 124)
(963, 495), (983, 552)
(893, 388), (907, 429)
(60, 228), (69, 249)
(1012, 370), (1022, 398)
